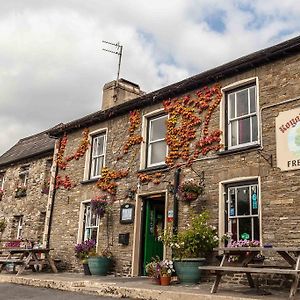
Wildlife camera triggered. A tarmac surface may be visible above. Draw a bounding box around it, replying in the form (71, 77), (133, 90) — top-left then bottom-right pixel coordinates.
(0, 272), (298, 300)
(0, 283), (120, 300)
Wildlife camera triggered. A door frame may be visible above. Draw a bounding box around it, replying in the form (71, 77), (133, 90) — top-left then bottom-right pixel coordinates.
(131, 189), (168, 276)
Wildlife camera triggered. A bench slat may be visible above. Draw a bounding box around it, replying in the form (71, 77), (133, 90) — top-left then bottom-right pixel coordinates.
(199, 266), (298, 275)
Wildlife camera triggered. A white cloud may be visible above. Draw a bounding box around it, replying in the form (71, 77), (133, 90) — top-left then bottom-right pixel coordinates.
(0, 0), (299, 155)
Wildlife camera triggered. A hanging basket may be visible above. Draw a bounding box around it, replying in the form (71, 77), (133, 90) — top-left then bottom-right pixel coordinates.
(180, 191), (199, 202)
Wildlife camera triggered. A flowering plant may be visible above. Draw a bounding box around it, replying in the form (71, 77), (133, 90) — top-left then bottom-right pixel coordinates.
(159, 211), (218, 259)
(15, 185), (27, 198)
(227, 239), (262, 263)
(145, 257), (160, 279)
(178, 179), (203, 202)
(91, 195), (109, 217)
(158, 259), (174, 277)
(74, 239), (96, 263)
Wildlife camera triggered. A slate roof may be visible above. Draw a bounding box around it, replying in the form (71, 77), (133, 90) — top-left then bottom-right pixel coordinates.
(0, 130), (55, 168)
(49, 34), (300, 137)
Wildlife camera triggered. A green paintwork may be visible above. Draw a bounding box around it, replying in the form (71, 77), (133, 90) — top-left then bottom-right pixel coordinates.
(143, 199), (164, 274)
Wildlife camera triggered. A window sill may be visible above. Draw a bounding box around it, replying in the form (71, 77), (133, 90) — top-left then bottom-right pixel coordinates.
(138, 164), (169, 173)
(217, 144), (261, 156)
(80, 178), (99, 185)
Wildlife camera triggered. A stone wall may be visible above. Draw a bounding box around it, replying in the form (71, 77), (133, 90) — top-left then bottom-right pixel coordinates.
(0, 155), (53, 242)
(49, 52), (300, 275)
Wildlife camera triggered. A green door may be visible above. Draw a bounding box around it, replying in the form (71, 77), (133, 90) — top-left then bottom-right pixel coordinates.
(143, 198), (164, 274)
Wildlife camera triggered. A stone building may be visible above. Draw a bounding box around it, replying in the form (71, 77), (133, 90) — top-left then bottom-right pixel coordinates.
(0, 131), (54, 243)
(47, 35), (300, 276)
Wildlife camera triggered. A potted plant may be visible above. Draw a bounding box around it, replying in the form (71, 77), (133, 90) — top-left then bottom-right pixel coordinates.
(74, 239), (96, 275)
(178, 179), (203, 202)
(158, 259), (174, 286)
(227, 239), (264, 265)
(145, 257), (160, 284)
(15, 185), (27, 198)
(87, 248), (113, 276)
(159, 211), (218, 284)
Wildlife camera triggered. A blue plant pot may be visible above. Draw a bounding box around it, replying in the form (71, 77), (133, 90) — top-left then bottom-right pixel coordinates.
(87, 257), (111, 276)
(174, 258), (206, 284)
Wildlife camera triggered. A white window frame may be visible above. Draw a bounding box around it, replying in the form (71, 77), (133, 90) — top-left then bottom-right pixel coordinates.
(220, 77), (260, 151)
(146, 114), (168, 168)
(77, 200), (100, 250)
(16, 216), (23, 239)
(0, 173), (4, 190)
(19, 166), (29, 188)
(227, 182), (259, 241)
(86, 130), (107, 180)
(218, 176), (262, 246)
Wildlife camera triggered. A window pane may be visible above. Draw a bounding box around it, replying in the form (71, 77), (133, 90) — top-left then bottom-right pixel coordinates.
(231, 121), (237, 146)
(237, 186), (250, 216)
(150, 141), (166, 165)
(239, 218), (252, 240)
(253, 217), (260, 240)
(228, 93), (235, 119)
(230, 219), (238, 241)
(252, 115), (258, 142)
(150, 116), (167, 141)
(229, 188), (236, 217)
(93, 135), (105, 156)
(238, 117), (251, 144)
(91, 156), (103, 178)
(249, 86), (256, 113)
(251, 185), (258, 215)
(236, 89), (249, 117)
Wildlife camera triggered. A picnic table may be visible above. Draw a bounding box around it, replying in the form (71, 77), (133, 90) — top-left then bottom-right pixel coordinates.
(0, 248), (58, 275)
(199, 247), (300, 299)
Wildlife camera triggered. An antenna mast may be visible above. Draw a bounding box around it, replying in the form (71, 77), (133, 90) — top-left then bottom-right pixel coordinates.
(102, 40), (123, 82)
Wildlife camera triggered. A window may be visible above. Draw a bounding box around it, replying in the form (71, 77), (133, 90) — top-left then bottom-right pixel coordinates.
(82, 203), (99, 242)
(89, 133), (106, 179)
(19, 166), (29, 188)
(225, 181), (260, 242)
(226, 84), (258, 149)
(0, 172), (4, 189)
(146, 114), (167, 167)
(13, 216), (23, 239)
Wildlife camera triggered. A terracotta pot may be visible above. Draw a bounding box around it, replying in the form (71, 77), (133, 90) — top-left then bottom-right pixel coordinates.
(151, 277), (161, 285)
(160, 276), (171, 286)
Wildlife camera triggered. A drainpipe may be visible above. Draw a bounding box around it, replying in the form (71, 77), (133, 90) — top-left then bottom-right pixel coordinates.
(42, 138), (60, 248)
(173, 168), (181, 235)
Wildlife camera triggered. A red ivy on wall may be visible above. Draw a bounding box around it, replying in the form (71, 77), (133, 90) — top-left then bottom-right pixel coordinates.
(163, 85), (223, 167)
(55, 175), (73, 190)
(123, 110), (143, 154)
(96, 167), (129, 195)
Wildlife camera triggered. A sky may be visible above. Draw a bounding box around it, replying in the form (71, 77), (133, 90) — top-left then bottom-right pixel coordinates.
(0, 0), (300, 155)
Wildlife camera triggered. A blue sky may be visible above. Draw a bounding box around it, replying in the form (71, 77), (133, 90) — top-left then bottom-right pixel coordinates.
(0, 0), (299, 155)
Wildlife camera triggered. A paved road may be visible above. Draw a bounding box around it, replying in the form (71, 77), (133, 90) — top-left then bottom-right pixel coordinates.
(0, 283), (120, 300)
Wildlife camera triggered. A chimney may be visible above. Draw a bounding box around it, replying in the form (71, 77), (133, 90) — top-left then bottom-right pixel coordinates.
(102, 78), (145, 110)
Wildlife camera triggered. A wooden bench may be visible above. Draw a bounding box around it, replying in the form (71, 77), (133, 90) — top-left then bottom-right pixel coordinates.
(199, 265), (299, 275)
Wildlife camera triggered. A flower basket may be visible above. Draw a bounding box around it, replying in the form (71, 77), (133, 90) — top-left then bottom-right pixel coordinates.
(91, 195), (109, 218)
(178, 179), (202, 202)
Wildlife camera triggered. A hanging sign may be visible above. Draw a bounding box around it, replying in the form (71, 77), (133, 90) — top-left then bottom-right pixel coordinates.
(276, 107), (300, 171)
